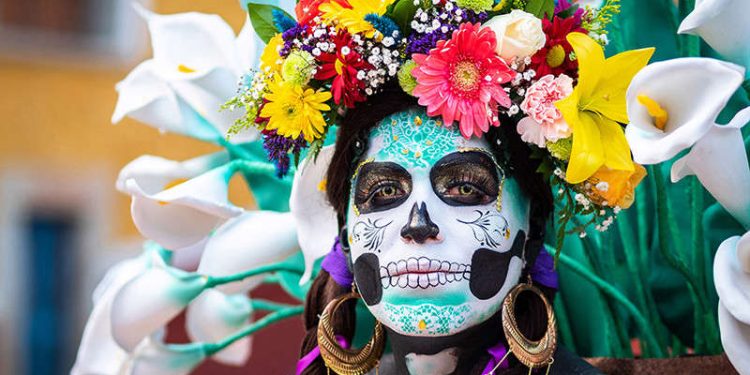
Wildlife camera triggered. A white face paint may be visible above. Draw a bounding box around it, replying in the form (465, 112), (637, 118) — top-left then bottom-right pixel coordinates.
(347, 108), (530, 337)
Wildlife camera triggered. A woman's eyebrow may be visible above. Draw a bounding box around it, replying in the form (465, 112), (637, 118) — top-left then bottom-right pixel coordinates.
(357, 161), (412, 180)
(431, 151), (498, 172)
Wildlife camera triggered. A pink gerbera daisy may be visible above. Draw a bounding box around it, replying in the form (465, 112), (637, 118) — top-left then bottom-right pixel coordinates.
(412, 23), (514, 138)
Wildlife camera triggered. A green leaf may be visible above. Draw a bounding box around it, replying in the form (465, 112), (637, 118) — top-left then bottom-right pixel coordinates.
(557, 3), (580, 19)
(524, 0), (555, 19)
(246, 2), (287, 44)
(389, 0), (419, 34)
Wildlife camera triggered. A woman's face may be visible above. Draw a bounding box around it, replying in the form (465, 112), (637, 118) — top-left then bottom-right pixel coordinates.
(347, 108), (530, 337)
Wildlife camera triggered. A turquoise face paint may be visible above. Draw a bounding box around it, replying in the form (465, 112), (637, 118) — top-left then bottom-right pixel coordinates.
(382, 290), (470, 306)
(382, 302), (473, 335)
(369, 108), (462, 169)
(347, 107), (531, 337)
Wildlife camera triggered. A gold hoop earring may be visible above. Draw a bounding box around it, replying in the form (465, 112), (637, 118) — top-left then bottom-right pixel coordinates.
(501, 282), (557, 374)
(317, 292), (385, 375)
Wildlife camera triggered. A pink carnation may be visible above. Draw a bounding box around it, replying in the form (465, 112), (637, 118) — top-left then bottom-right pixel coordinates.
(517, 74), (573, 147)
(412, 23), (514, 139)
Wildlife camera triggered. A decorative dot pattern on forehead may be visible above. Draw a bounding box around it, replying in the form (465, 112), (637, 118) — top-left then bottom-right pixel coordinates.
(370, 108), (465, 169)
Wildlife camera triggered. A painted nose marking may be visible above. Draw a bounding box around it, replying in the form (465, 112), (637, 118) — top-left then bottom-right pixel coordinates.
(400, 202), (440, 244)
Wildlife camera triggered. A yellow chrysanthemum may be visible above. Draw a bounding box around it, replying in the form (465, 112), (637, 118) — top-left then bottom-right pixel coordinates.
(260, 75), (332, 143)
(319, 0), (394, 38)
(260, 34), (284, 74)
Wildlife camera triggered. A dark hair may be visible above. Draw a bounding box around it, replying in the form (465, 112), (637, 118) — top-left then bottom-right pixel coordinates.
(299, 83), (555, 374)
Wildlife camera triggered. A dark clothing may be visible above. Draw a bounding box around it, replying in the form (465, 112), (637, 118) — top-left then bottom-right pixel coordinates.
(368, 346), (602, 374)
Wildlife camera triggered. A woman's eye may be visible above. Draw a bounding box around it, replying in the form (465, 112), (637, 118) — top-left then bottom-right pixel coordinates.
(458, 184), (476, 196)
(376, 186), (398, 197)
(445, 183), (492, 205)
(370, 184), (405, 206)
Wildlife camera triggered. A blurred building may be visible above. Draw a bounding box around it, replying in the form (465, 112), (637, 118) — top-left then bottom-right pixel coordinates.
(0, 1), (302, 374)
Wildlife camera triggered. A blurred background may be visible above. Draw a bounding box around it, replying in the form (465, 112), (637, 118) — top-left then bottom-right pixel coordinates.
(0, 1), (303, 374)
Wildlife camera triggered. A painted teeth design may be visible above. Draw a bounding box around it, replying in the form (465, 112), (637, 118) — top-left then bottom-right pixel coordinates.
(379, 257), (471, 289)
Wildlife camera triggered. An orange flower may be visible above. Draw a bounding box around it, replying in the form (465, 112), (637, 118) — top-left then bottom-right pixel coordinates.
(586, 164), (647, 209)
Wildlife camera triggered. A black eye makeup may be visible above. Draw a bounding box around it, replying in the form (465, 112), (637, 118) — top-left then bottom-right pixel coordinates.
(431, 151), (501, 206)
(354, 162), (412, 214)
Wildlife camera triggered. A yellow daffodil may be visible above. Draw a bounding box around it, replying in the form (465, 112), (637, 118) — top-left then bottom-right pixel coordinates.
(554, 32), (654, 184)
(259, 34), (284, 74)
(319, 0), (395, 38)
(260, 75), (332, 143)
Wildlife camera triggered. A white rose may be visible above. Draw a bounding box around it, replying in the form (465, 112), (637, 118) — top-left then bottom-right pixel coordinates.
(482, 10), (546, 61)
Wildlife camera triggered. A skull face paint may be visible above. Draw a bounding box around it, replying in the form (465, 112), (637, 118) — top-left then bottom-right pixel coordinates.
(347, 108), (530, 337)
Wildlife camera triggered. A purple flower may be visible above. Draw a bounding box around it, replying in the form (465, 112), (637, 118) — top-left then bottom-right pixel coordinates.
(262, 130), (307, 177)
(281, 24), (309, 57)
(405, 8), (487, 55)
(555, 0), (584, 26)
(555, 0), (572, 13)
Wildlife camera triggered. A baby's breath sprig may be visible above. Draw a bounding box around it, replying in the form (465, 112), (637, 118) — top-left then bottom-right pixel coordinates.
(223, 70), (272, 138)
(498, 56), (536, 119)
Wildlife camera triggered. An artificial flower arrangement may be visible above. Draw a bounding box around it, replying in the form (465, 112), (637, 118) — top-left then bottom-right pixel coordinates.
(225, 0), (653, 249)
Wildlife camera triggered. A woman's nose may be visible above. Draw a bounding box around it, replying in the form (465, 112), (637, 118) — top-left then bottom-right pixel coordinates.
(400, 202), (440, 244)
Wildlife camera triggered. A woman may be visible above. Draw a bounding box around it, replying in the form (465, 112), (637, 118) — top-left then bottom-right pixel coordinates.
(241, 0), (651, 372)
(296, 85), (601, 374)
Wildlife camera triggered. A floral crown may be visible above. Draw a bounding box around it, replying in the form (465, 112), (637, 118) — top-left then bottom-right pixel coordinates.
(227, 0), (655, 237)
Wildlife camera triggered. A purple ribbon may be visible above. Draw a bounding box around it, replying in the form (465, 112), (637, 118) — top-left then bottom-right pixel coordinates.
(529, 247), (558, 289)
(295, 335), (350, 375)
(482, 341), (510, 374)
(297, 238), (352, 374)
(321, 237), (354, 287)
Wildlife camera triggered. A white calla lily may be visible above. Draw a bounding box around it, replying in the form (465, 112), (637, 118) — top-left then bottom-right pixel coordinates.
(116, 151), (229, 194)
(678, 0), (750, 76)
(739, 231), (750, 274)
(715, 234), (750, 325)
(120, 337), (206, 375)
(111, 263), (207, 352)
(170, 237), (209, 271)
(197, 211), (299, 294)
(671, 107), (750, 228)
(625, 58), (750, 227)
(289, 146), (338, 284)
(625, 58), (745, 164)
(718, 302), (750, 375)
(72, 248), (167, 375)
(123, 162), (244, 250)
(186, 289), (253, 366)
(112, 4), (259, 142)
(714, 233), (750, 374)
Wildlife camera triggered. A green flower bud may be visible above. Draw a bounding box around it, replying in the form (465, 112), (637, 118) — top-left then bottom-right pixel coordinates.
(456, 0), (494, 12)
(281, 50), (316, 86)
(398, 60), (418, 96)
(547, 137), (573, 161)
